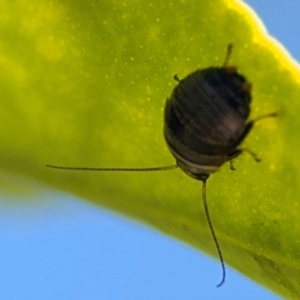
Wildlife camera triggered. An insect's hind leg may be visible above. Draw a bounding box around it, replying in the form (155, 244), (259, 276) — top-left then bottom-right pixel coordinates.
(252, 112), (278, 123)
(223, 43), (233, 67)
(242, 111), (277, 162)
(228, 112), (277, 170)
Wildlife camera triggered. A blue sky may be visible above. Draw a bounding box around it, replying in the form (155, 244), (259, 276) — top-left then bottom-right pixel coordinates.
(1, 1), (298, 299)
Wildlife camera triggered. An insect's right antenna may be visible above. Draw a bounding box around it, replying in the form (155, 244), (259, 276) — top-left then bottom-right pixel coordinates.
(201, 178), (226, 287)
(46, 164), (178, 172)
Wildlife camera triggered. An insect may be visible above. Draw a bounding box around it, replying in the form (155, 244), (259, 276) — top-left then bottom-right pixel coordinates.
(47, 44), (276, 287)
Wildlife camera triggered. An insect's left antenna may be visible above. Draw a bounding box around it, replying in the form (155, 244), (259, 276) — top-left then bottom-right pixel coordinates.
(46, 164), (178, 172)
(201, 178), (226, 287)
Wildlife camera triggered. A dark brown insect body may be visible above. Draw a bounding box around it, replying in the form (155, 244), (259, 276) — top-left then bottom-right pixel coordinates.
(47, 44), (276, 288)
(164, 66), (253, 181)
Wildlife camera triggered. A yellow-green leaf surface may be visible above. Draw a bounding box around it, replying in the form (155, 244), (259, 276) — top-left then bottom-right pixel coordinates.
(1, 0), (299, 298)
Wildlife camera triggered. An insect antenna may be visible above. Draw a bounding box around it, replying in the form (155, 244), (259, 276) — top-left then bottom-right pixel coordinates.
(46, 164), (178, 172)
(47, 163), (225, 286)
(201, 177), (226, 287)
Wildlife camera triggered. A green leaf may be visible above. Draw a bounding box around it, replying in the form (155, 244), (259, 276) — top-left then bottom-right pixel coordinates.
(1, 0), (299, 297)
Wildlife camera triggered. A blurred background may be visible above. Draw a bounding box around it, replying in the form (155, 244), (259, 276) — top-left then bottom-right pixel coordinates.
(0, 1), (297, 299)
